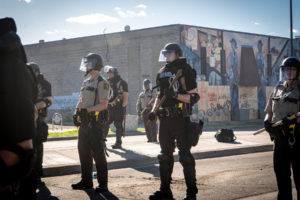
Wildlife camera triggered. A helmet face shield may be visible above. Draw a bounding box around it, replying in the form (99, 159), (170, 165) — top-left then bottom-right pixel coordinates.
(104, 65), (118, 79)
(279, 66), (298, 82)
(104, 65), (117, 74)
(278, 57), (300, 82)
(143, 79), (152, 90)
(158, 50), (176, 62)
(79, 57), (97, 72)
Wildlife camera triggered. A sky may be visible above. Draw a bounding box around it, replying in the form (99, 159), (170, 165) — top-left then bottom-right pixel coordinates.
(1, 0), (299, 45)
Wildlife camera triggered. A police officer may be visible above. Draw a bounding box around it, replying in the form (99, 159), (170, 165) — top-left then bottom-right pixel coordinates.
(28, 62), (52, 182)
(148, 43), (200, 200)
(104, 66), (128, 149)
(0, 17), (35, 199)
(264, 57), (300, 200)
(72, 53), (110, 193)
(136, 79), (157, 142)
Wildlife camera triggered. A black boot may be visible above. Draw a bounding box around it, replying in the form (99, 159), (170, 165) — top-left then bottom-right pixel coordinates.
(95, 174), (108, 193)
(183, 192), (196, 200)
(71, 180), (93, 190)
(149, 189), (174, 200)
(111, 143), (122, 149)
(179, 151), (198, 200)
(95, 186), (109, 193)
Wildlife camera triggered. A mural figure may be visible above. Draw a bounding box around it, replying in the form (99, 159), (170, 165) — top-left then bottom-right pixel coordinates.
(180, 25), (297, 121)
(208, 63), (222, 85)
(226, 38), (240, 119)
(255, 40), (267, 116)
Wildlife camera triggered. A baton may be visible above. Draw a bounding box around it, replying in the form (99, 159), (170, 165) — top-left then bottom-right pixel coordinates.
(253, 112), (300, 135)
(141, 98), (155, 115)
(146, 70), (182, 126)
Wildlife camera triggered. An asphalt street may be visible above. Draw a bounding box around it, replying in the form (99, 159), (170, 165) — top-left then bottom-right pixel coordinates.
(37, 151), (298, 200)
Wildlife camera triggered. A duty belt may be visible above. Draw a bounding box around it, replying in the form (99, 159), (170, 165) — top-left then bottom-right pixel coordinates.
(157, 107), (184, 119)
(109, 95), (123, 107)
(90, 111), (108, 123)
(81, 110), (108, 126)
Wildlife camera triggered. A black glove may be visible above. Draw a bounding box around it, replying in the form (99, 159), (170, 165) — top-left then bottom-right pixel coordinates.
(281, 116), (297, 131)
(264, 120), (278, 137)
(164, 88), (177, 99)
(148, 112), (156, 121)
(80, 108), (88, 116)
(73, 114), (81, 127)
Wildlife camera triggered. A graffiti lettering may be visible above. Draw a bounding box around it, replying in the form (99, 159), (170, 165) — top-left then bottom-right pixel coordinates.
(198, 100), (231, 121)
(198, 90), (206, 99)
(240, 100), (251, 109)
(208, 92), (216, 103)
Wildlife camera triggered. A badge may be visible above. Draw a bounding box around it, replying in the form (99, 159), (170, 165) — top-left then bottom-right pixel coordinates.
(104, 82), (110, 91)
(275, 89), (283, 97)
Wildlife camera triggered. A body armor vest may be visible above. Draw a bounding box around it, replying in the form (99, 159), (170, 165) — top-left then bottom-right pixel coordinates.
(80, 75), (103, 109)
(108, 76), (124, 103)
(157, 60), (192, 116)
(271, 83), (300, 122)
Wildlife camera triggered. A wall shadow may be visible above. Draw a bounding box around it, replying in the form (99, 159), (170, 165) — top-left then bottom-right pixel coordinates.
(37, 182), (59, 200)
(106, 147), (160, 178)
(84, 188), (119, 200)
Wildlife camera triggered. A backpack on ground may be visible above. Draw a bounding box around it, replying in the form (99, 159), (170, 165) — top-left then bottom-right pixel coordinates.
(215, 129), (236, 143)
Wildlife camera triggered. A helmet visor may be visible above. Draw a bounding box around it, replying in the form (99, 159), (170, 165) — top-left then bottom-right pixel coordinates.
(143, 80), (152, 90)
(105, 65), (117, 73)
(279, 66), (298, 82)
(158, 50), (176, 62)
(79, 57), (97, 72)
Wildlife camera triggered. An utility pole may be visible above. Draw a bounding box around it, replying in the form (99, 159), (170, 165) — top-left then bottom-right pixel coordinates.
(290, 0), (294, 56)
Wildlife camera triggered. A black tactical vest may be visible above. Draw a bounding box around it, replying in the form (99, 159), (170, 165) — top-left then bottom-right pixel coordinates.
(156, 58), (194, 108)
(108, 75), (123, 102)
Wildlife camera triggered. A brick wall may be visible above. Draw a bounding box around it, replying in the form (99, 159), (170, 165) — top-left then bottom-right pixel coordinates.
(24, 25), (181, 114)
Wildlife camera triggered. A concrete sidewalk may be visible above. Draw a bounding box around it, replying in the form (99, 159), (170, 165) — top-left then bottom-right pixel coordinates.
(42, 124), (273, 177)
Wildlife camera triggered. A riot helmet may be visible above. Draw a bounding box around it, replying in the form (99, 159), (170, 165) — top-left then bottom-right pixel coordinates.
(80, 53), (104, 74)
(28, 62), (40, 74)
(143, 79), (152, 91)
(104, 65), (119, 77)
(158, 43), (182, 62)
(279, 57), (300, 82)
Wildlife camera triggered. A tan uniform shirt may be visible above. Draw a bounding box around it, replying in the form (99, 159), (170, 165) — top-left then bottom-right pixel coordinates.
(136, 90), (155, 112)
(265, 82), (300, 122)
(79, 74), (110, 108)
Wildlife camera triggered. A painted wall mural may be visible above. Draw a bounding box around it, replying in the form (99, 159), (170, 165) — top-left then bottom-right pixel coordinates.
(49, 93), (79, 110)
(181, 25), (300, 121)
(223, 31), (269, 119)
(269, 37), (289, 85)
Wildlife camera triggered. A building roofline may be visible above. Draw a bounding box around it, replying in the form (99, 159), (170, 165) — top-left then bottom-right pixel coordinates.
(178, 23), (289, 40)
(25, 23), (290, 47)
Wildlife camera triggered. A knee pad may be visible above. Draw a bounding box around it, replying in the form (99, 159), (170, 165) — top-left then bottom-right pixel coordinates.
(157, 152), (173, 164)
(179, 151), (195, 166)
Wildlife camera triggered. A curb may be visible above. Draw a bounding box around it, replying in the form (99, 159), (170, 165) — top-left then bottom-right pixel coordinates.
(47, 124), (264, 142)
(43, 144), (273, 177)
(47, 131), (144, 141)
